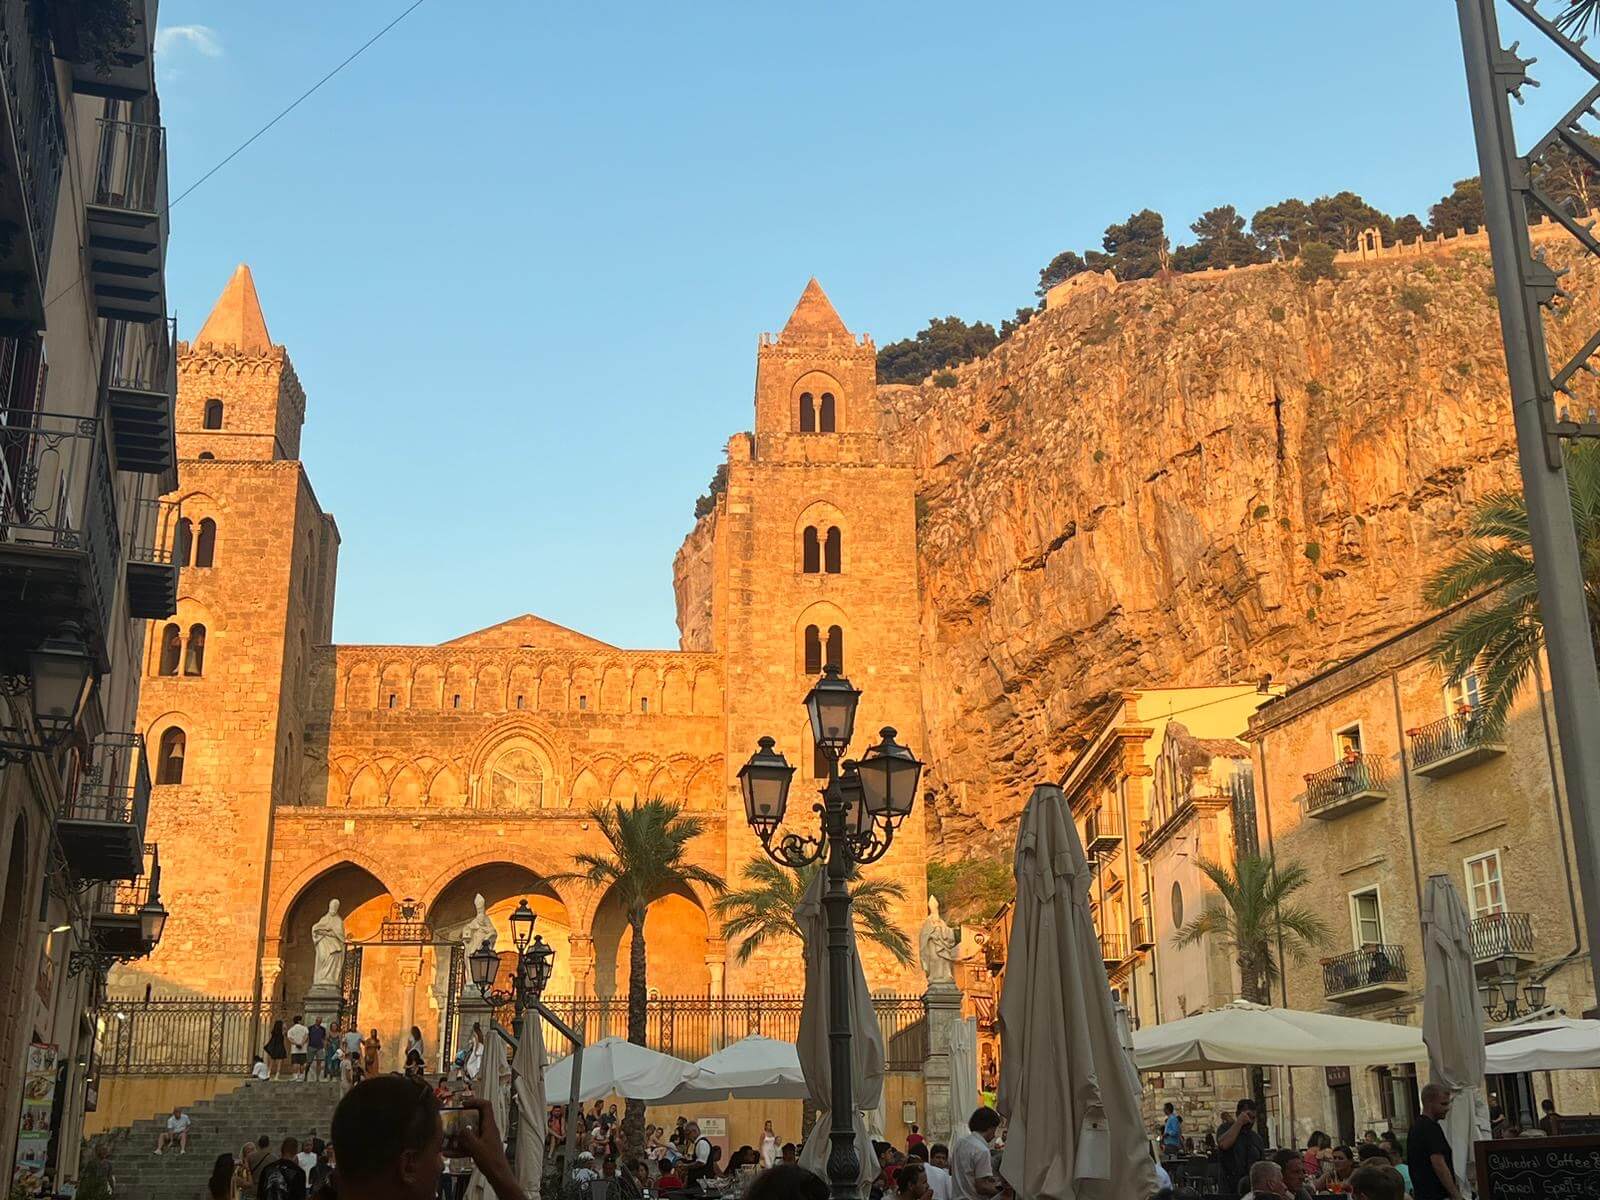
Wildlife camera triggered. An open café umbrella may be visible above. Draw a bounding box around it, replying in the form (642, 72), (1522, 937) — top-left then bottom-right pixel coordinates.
(1132, 1001), (1427, 1070)
(467, 1030), (511, 1200)
(996, 783), (1156, 1200)
(1422, 874), (1494, 1195)
(542, 1036), (705, 1103)
(512, 1013), (547, 1198)
(1485, 1020), (1600, 1072)
(658, 1035), (808, 1103)
(796, 867), (884, 1193)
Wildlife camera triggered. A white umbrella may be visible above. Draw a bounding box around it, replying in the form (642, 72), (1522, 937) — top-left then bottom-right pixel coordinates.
(1132, 1001), (1427, 1070)
(657, 1036), (809, 1103)
(796, 867), (884, 1193)
(542, 1036), (705, 1102)
(1422, 875), (1493, 1197)
(996, 784), (1156, 1200)
(467, 1030), (511, 1200)
(513, 1014), (547, 1199)
(1485, 1020), (1600, 1072)
(948, 1017), (980, 1145)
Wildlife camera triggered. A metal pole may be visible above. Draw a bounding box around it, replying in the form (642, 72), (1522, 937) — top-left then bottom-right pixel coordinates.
(530, 999), (585, 1179)
(821, 754), (860, 1200)
(1457, 0), (1600, 1009)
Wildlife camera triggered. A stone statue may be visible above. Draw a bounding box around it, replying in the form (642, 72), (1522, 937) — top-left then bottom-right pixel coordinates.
(310, 899), (346, 990)
(461, 893), (497, 956)
(919, 895), (960, 989)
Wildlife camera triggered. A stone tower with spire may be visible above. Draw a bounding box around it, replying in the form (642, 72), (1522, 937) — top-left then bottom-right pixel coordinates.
(126, 266), (339, 997)
(714, 279), (928, 987)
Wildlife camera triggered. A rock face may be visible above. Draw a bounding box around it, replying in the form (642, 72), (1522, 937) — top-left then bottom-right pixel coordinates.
(680, 244), (1587, 859)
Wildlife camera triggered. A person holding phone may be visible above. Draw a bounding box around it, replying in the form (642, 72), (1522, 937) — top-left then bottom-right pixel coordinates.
(1216, 1099), (1266, 1195)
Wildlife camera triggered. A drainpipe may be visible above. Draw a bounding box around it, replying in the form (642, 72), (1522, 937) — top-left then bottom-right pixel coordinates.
(1388, 672), (1425, 914)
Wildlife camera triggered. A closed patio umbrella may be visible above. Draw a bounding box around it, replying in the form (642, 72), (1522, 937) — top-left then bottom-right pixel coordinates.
(996, 784), (1156, 1200)
(948, 1017), (980, 1144)
(512, 1013), (547, 1198)
(797, 867), (884, 1193)
(467, 1030), (511, 1200)
(1422, 874), (1492, 1196)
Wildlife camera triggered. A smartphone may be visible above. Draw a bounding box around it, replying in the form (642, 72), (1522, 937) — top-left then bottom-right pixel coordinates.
(440, 1105), (480, 1154)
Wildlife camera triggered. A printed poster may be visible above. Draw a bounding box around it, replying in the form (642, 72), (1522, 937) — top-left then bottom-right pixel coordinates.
(12, 1043), (58, 1196)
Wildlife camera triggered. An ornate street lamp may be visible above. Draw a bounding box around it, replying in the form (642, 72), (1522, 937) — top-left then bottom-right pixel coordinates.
(1480, 968), (1548, 1022)
(509, 899), (536, 953)
(738, 668), (924, 1200)
(1, 624), (98, 764)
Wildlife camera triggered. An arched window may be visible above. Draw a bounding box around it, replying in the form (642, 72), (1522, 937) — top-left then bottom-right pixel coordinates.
(451, 694), (461, 709)
(804, 625), (822, 675)
(156, 727), (186, 785)
(198, 451), (215, 461)
(157, 623), (181, 675)
(824, 527), (841, 574)
(799, 392), (816, 433)
(387, 693), (397, 709)
(195, 518), (217, 567)
(202, 399), (223, 429)
(174, 518), (192, 568)
(183, 623), (206, 676)
(826, 625), (843, 671)
(578, 694), (589, 711)
(819, 393), (836, 432)
(802, 526), (821, 574)
(640, 697), (650, 713)
(516, 694), (526, 710)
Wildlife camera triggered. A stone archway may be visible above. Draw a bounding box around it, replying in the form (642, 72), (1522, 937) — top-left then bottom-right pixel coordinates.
(424, 861), (576, 996)
(591, 881), (711, 1000)
(276, 861), (395, 1012)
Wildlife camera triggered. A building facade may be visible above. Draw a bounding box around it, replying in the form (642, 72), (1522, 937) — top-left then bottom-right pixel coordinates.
(1246, 601), (1600, 1145)
(0, 0), (174, 1191)
(116, 273), (929, 1064)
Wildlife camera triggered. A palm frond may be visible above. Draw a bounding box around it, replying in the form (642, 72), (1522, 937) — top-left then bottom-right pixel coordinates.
(1557, 1), (1600, 38)
(1422, 544), (1535, 609)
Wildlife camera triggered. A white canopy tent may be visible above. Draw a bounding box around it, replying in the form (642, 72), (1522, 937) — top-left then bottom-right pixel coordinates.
(542, 1036), (708, 1103)
(657, 1035), (809, 1104)
(1484, 1020), (1600, 1073)
(1131, 1001), (1427, 1071)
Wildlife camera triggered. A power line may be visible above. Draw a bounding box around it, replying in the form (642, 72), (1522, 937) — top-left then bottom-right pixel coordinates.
(45, 0), (431, 314)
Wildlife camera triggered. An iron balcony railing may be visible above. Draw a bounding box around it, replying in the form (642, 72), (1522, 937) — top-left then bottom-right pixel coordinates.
(1305, 753), (1390, 813)
(0, 0), (65, 324)
(1085, 805), (1124, 855)
(93, 118), (164, 215)
(1099, 934), (1129, 964)
(1322, 944), (1409, 997)
(68, 732), (150, 826)
(1131, 916), (1154, 951)
(103, 316), (177, 475)
(0, 406), (120, 646)
(1471, 911), (1535, 961)
(1409, 711), (1502, 771)
(127, 495), (178, 569)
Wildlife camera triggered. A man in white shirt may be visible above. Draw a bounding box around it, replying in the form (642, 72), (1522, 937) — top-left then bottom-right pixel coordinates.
(687, 1122), (713, 1164)
(154, 1107), (190, 1155)
(949, 1108), (1001, 1200)
(286, 1016), (310, 1080)
(908, 1144), (951, 1200)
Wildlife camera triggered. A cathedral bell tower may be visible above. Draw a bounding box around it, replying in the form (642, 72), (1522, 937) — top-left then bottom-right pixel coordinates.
(717, 279), (928, 988)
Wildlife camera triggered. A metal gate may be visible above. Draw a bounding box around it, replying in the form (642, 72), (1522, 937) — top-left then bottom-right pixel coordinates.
(338, 902), (466, 1074)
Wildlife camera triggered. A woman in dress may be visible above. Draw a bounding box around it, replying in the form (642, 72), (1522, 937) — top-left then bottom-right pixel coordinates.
(207, 1153), (237, 1200)
(404, 1026), (425, 1075)
(263, 1020), (288, 1080)
(363, 1028), (381, 1076)
(760, 1120), (779, 1168)
(465, 1023), (485, 1083)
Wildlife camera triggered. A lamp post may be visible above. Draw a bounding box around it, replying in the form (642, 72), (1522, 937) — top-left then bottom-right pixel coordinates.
(1480, 954), (1548, 1023)
(738, 665), (923, 1200)
(470, 899), (583, 1179)
(1, 623), (98, 765)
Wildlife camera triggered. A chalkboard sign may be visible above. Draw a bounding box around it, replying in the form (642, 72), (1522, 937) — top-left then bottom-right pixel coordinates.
(1474, 1134), (1600, 1198)
(1555, 1113), (1600, 1137)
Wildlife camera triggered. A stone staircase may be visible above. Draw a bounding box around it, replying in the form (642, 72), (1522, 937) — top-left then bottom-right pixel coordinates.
(100, 1080), (340, 1200)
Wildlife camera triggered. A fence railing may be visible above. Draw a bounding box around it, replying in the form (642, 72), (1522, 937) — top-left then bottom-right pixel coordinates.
(1322, 945), (1408, 997)
(1471, 911), (1534, 962)
(1304, 754), (1390, 813)
(1409, 711), (1500, 770)
(65, 731), (149, 827)
(1, 0), (65, 287)
(106, 314), (175, 396)
(1098, 934), (1128, 964)
(100, 992), (933, 1076)
(92, 119), (164, 214)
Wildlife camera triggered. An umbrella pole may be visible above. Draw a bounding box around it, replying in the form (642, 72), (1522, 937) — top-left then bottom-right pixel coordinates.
(822, 787), (861, 1200)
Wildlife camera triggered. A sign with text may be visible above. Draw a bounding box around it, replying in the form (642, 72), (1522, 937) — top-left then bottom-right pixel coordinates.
(1473, 1134), (1600, 1199)
(12, 1043), (58, 1195)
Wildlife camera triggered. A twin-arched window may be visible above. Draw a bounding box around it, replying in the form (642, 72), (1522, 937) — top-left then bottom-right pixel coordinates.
(173, 517), (217, 568)
(802, 526), (842, 574)
(798, 392), (837, 433)
(803, 624), (844, 675)
(156, 623), (207, 676)
(156, 727), (186, 784)
(203, 399), (224, 429)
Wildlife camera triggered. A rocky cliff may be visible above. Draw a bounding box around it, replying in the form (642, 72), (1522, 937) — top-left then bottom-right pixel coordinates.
(680, 243), (1592, 859)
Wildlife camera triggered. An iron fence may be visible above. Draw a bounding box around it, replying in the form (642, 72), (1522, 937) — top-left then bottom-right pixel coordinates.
(66, 731), (150, 826)
(99, 995), (271, 1076)
(92, 119), (164, 214)
(1304, 754), (1390, 813)
(1409, 712), (1499, 770)
(1471, 911), (1535, 961)
(1, 0), (65, 283)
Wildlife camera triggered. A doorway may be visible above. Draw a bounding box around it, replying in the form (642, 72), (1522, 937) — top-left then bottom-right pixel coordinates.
(1326, 1066), (1356, 1145)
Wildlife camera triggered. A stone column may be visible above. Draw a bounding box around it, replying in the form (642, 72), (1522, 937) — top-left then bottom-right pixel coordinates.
(568, 936), (595, 999)
(705, 938), (727, 998)
(922, 983), (965, 1145)
(259, 957), (283, 1011)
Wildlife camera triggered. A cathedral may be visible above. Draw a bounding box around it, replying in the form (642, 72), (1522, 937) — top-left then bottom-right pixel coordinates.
(123, 267), (929, 1043)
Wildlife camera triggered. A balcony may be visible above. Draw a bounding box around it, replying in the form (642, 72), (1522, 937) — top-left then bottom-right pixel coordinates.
(0, 0), (66, 331)
(58, 732), (148, 881)
(1409, 712), (1506, 778)
(103, 316), (175, 474)
(0, 408), (119, 670)
(1323, 944), (1410, 1003)
(1305, 753), (1390, 819)
(88, 845), (158, 959)
(1100, 934), (1128, 968)
(1132, 915), (1155, 952)
(1085, 808), (1123, 856)
(86, 119), (166, 322)
(50, 0), (157, 101)
(125, 495), (177, 619)
(1471, 912), (1535, 972)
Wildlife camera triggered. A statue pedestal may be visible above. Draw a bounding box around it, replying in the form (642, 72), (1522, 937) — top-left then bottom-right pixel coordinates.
(922, 983), (964, 1145)
(456, 990), (495, 1064)
(302, 986), (343, 1030)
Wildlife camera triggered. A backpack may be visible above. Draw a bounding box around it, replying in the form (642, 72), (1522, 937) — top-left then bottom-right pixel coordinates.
(262, 1163), (292, 1200)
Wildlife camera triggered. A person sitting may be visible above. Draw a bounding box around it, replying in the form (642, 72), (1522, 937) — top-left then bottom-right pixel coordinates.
(1316, 1145), (1357, 1191)
(1272, 1149), (1314, 1200)
(1348, 1164), (1405, 1200)
(1538, 1098), (1561, 1136)
(1245, 1160), (1286, 1199)
(780, 1144), (799, 1166)
(572, 1152), (600, 1185)
(656, 1161), (685, 1190)
(746, 1165), (828, 1200)
(155, 1106), (191, 1155)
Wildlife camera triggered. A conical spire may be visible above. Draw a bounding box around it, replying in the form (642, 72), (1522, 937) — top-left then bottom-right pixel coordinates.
(781, 277), (851, 338)
(194, 264), (273, 352)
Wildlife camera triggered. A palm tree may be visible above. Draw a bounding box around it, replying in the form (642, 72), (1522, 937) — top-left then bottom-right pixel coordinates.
(557, 797), (724, 1153)
(711, 857), (915, 967)
(1559, 2), (1600, 36)
(1422, 441), (1600, 731)
(1173, 853), (1330, 1112)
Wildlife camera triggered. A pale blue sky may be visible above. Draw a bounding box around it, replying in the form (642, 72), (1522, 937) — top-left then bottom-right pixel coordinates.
(155, 1), (1499, 650)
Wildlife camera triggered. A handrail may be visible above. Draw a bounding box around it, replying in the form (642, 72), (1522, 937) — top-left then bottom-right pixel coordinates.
(1409, 711), (1500, 768)
(1322, 944), (1408, 995)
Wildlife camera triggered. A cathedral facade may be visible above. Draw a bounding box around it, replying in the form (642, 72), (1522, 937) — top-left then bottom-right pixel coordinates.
(121, 268), (929, 1040)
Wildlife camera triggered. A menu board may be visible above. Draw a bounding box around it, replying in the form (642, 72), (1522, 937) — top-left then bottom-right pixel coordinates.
(1474, 1134), (1600, 1199)
(11, 1043), (58, 1196)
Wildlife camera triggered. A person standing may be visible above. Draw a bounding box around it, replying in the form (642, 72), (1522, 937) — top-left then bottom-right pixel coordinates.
(265, 1020), (289, 1080)
(760, 1120), (780, 1168)
(258, 1139), (307, 1200)
(1538, 1097), (1561, 1135)
(1408, 1083), (1463, 1200)
(286, 1016), (310, 1081)
(404, 1026), (425, 1075)
(1161, 1102), (1183, 1157)
(363, 1028), (381, 1077)
(1216, 1099), (1267, 1194)
(949, 1107), (1001, 1200)
(306, 1020), (326, 1082)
